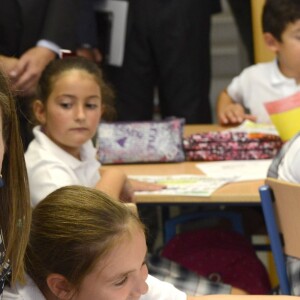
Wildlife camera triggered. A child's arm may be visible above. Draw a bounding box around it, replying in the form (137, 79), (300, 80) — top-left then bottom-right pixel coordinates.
(97, 168), (129, 200)
(129, 178), (166, 192)
(97, 170), (165, 202)
(118, 178), (165, 202)
(217, 90), (256, 125)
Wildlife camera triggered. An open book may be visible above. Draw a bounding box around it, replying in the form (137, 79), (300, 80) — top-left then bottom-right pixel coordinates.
(130, 175), (233, 197)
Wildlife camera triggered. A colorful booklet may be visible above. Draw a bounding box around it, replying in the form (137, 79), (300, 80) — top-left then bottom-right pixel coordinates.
(264, 91), (300, 141)
(130, 175), (233, 197)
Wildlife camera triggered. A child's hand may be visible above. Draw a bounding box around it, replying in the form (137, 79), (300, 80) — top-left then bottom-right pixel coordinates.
(130, 179), (166, 192)
(120, 179), (165, 202)
(218, 103), (257, 125)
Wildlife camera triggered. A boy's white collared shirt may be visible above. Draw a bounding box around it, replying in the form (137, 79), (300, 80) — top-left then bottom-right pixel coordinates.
(227, 59), (300, 124)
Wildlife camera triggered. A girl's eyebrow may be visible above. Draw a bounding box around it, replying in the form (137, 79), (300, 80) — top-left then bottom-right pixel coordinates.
(55, 94), (101, 100)
(86, 95), (101, 100)
(56, 94), (76, 99)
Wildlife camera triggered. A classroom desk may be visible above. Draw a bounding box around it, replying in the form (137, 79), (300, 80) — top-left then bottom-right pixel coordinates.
(103, 124), (264, 205)
(111, 162), (262, 204)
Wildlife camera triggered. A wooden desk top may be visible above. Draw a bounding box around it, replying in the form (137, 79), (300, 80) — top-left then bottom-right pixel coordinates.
(112, 162), (263, 204)
(183, 124), (228, 136)
(103, 124), (263, 204)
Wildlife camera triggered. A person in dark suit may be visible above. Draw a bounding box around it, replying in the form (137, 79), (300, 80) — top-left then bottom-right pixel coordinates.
(76, 0), (102, 63)
(0, 0), (79, 95)
(104, 0), (221, 124)
(227, 0), (254, 64)
(0, 0), (79, 148)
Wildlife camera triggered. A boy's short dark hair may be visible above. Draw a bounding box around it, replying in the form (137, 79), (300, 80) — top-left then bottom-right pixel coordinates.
(262, 0), (300, 41)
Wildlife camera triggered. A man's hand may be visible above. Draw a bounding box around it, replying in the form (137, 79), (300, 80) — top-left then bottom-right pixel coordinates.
(9, 47), (56, 96)
(0, 55), (19, 75)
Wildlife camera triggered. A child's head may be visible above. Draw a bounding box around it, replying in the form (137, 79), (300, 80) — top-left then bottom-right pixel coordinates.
(262, 0), (300, 41)
(25, 185), (148, 300)
(262, 0), (300, 81)
(34, 57), (115, 157)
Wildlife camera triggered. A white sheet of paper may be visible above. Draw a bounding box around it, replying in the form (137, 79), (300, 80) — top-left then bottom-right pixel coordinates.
(196, 159), (272, 182)
(130, 175), (233, 197)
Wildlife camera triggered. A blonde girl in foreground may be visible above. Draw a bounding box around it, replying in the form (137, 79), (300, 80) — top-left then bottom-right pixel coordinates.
(3, 186), (296, 300)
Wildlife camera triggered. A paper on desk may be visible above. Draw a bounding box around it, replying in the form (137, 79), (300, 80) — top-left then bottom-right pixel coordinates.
(227, 120), (279, 136)
(197, 159), (272, 182)
(130, 175), (233, 197)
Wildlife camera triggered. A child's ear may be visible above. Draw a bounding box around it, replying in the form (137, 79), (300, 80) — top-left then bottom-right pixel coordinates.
(46, 273), (74, 300)
(33, 100), (46, 125)
(263, 32), (280, 52)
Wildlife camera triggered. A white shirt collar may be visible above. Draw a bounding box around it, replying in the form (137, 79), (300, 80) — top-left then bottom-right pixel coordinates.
(32, 126), (97, 169)
(270, 58), (297, 86)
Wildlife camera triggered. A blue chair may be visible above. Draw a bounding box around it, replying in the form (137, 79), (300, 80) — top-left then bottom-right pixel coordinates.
(164, 209), (244, 244)
(259, 178), (300, 295)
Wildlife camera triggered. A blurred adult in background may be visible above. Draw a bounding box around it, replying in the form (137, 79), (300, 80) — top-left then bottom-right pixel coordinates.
(0, 0), (79, 149)
(76, 0), (102, 63)
(104, 0), (221, 124)
(227, 0), (254, 64)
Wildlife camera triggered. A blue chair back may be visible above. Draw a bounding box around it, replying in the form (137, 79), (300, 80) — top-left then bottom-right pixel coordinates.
(259, 178), (300, 295)
(164, 210), (244, 244)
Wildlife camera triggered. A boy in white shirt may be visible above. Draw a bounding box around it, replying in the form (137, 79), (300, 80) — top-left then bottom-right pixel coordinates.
(217, 0), (300, 125)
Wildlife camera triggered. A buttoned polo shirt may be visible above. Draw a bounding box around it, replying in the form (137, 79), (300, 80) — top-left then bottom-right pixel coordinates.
(25, 126), (101, 207)
(227, 59), (300, 124)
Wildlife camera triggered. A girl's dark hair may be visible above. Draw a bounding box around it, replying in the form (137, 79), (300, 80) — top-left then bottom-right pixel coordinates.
(262, 0), (300, 41)
(36, 57), (116, 121)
